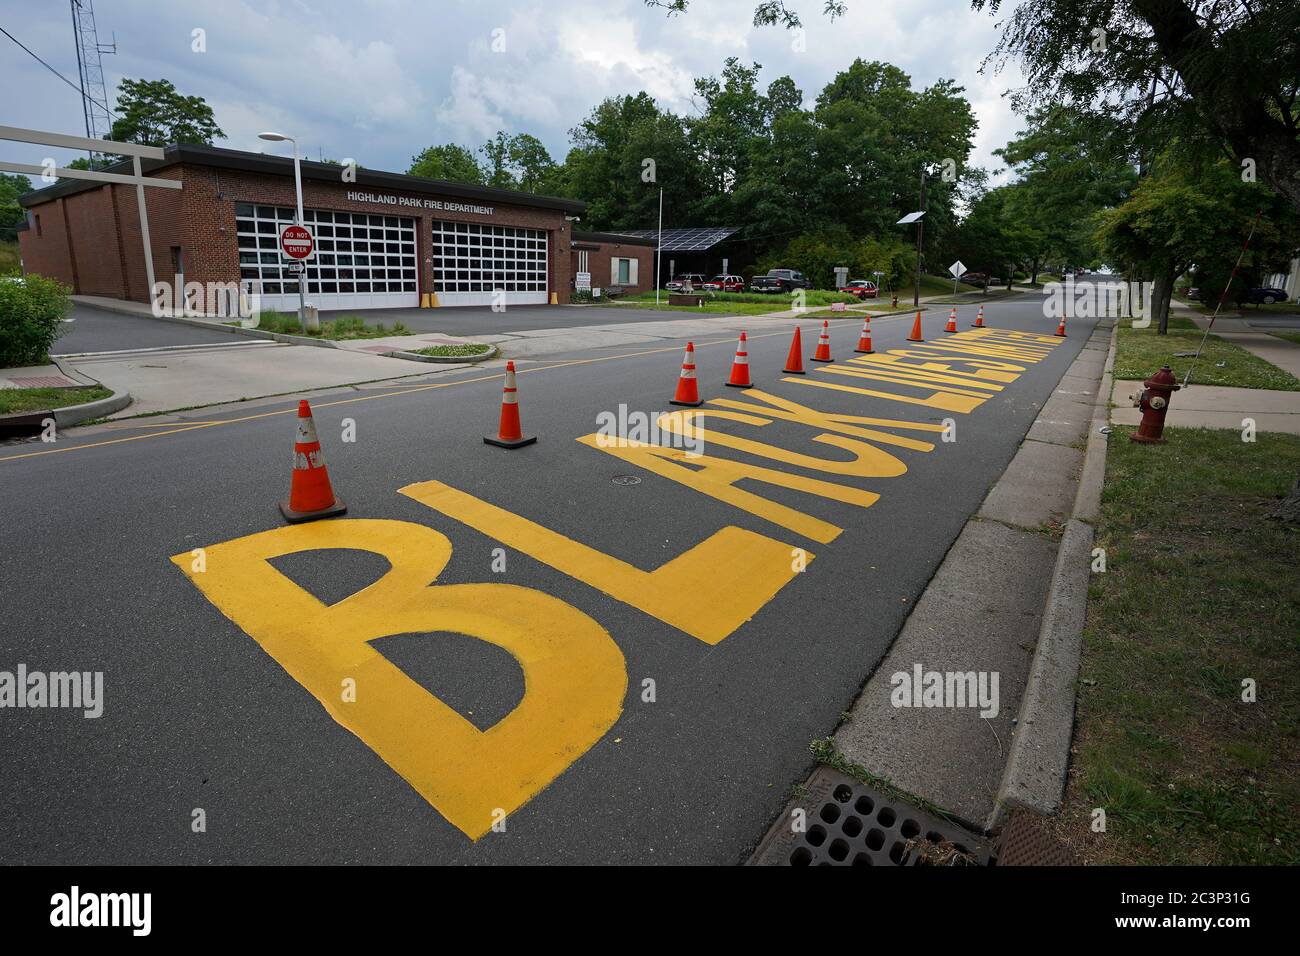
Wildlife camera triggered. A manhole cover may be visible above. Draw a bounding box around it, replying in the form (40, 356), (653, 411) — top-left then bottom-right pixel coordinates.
(611, 475), (641, 486)
(749, 767), (995, 866)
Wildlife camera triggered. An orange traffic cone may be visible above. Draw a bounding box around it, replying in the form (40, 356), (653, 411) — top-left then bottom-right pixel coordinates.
(854, 316), (874, 354)
(944, 307), (958, 333)
(971, 304), (985, 328)
(670, 341), (704, 406)
(907, 311), (924, 342)
(726, 332), (754, 388)
(812, 320), (833, 362)
(484, 360), (537, 448)
(783, 327), (806, 374)
(1055, 317), (1067, 337)
(280, 399), (347, 523)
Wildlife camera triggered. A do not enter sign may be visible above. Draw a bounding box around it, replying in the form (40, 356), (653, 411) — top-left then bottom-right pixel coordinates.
(280, 224), (315, 260)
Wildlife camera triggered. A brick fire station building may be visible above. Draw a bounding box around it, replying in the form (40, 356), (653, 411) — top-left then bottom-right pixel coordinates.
(17, 143), (656, 311)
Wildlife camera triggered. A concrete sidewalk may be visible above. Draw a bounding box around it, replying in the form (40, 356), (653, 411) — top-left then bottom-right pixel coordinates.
(0, 361), (100, 390)
(830, 322), (1113, 830)
(1110, 378), (1300, 434)
(1172, 298), (1300, 377)
(61, 341), (461, 418)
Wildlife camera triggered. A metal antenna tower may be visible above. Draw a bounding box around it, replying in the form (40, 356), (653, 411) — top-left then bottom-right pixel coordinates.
(69, 0), (116, 166)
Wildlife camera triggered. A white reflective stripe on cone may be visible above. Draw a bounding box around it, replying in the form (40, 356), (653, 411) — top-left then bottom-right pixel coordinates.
(296, 417), (319, 444)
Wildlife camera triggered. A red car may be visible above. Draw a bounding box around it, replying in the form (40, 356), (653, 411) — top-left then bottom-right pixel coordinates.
(701, 274), (745, 293)
(839, 280), (879, 299)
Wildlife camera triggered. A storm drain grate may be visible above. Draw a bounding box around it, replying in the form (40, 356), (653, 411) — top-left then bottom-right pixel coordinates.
(749, 767), (995, 866)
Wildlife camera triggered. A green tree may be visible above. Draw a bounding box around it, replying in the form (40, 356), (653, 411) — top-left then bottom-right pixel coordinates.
(407, 144), (485, 184)
(973, 1), (1300, 215)
(995, 106), (1138, 280)
(108, 78), (224, 147)
(1095, 157), (1300, 332)
(476, 132), (558, 192)
(564, 93), (702, 230)
(0, 172), (32, 241)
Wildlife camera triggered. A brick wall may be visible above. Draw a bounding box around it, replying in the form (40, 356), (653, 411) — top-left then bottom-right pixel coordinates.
(20, 162), (578, 305)
(571, 240), (656, 295)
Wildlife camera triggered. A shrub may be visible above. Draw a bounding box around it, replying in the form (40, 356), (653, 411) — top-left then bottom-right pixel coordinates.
(0, 274), (70, 367)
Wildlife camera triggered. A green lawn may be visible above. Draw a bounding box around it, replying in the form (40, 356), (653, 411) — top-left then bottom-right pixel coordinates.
(919, 274), (980, 296)
(0, 384), (111, 415)
(411, 343), (491, 357)
(1061, 426), (1300, 865)
(615, 289), (857, 315)
(1268, 331), (1300, 346)
(1114, 316), (1300, 390)
(231, 312), (409, 340)
(1175, 295), (1300, 317)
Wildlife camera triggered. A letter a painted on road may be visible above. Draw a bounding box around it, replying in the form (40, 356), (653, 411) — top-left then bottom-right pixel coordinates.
(171, 518), (625, 840)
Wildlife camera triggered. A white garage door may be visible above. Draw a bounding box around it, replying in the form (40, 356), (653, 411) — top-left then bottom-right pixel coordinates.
(431, 220), (548, 306)
(237, 204), (419, 312)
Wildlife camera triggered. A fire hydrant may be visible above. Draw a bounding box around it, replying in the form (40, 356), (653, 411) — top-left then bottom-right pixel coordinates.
(1130, 365), (1180, 444)
(891, 292), (899, 308)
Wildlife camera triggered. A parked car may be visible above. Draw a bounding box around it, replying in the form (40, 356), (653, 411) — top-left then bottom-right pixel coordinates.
(960, 271), (989, 287)
(750, 269), (810, 293)
(665, 273), (707, 292)
(701, 274), (746, 293)
(1236, 286), (1290, 305)
(839, 280), (879, 299)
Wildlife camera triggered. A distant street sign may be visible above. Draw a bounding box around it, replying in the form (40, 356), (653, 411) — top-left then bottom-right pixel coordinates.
(280, 224), (314, 261)
(576, 272), (591, 291)
(949, 260), (966, 278)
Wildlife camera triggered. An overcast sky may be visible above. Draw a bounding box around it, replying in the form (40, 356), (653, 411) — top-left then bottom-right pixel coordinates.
(2, 0), (1028, 191)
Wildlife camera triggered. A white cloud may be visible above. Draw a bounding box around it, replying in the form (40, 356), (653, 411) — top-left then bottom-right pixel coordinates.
(0, 0), (1032, 185)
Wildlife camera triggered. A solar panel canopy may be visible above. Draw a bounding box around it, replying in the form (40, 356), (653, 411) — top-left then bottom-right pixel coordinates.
(617, 226), (740, 252)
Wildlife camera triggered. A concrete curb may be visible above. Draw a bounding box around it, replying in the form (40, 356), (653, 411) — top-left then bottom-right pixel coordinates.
(988, 319), (1119, 830)
(382, 343), (498, 364)
(989, 517), (1093, 827)
(51, 388), (133, 428)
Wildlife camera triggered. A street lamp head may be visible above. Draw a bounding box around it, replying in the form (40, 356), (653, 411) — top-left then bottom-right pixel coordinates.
(258, 131), (293, 143)
(897, 211), (925, 225)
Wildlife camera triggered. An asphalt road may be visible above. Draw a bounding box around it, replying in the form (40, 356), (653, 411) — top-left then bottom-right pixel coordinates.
(50, 303), (239, 355)
(0, 293), (1099, 864)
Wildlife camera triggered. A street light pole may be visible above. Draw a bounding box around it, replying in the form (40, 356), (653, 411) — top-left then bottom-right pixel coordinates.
(259, 131), (309, 329)
(914, 167), (927, 309)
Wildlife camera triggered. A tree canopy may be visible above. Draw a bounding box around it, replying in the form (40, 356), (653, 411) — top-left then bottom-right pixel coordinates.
(109, 78), (225, 148)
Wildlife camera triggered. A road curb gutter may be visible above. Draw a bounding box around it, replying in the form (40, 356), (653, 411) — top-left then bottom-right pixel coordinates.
(988, 517), (1093, 830)
(51, 387), (133, 428)
(987, 319), (1118, 831)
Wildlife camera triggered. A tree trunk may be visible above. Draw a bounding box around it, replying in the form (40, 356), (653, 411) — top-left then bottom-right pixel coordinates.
(1152, 266), (1174, 334)
(1030, 257), (1040, 285)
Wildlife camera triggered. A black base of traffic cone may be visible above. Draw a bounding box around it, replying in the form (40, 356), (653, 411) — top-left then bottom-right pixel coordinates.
(483, 434), (537, 449)
(279, 498), (347, 523)
(724, 381), (754, 389)
(669, 398), (704, 407)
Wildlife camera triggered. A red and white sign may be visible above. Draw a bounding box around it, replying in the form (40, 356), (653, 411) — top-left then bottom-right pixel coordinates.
(279, 224), (315, 261)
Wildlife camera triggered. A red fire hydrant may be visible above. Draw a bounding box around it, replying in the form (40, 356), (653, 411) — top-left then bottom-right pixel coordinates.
(891, 292), (898, 309)
(1130, 365), (1180, 444)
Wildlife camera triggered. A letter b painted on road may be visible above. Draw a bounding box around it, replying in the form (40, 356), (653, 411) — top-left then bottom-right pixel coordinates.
(170, 518), (625, 840)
